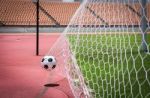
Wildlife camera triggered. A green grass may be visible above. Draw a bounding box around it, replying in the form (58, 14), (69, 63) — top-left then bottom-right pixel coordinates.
(68, 33), (150, 98)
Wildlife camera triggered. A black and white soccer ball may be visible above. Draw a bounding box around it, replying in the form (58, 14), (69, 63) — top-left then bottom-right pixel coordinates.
(41, 56), (57, 71)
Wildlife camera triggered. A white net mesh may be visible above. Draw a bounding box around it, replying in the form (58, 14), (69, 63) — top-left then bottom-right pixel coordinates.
(47, 0), (150, 98)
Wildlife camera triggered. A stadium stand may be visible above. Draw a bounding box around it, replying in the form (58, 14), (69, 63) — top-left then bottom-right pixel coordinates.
(0, 0), (36, 25)
(86, 3), (140, 26)
(125, 4), (141, 17)
(0, 0), (149, 26)
(40, 2), (79, 25)
(0, 0), (79, 26)
(147, 4), (150, 21)
(128, 3), (150, 25)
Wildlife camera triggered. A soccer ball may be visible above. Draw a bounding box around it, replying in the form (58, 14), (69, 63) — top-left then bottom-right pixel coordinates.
(41, 56), (57, 71)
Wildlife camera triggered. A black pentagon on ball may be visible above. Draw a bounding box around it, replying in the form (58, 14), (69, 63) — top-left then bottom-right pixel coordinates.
(52, 65), (56, 69)
(44, 65), (48, 69)
(48, 58), (53, 62)
(41, 58), (45, 62)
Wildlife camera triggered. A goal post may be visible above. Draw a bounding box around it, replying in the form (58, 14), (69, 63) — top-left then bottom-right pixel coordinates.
(141, 0), (148, 52)
(46, 0), (150, 98)
(34, 0), (40, 56)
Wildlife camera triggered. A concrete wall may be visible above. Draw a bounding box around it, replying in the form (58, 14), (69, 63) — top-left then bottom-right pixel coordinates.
(63, 0), (74, 2)
(0, 27), (65, 33)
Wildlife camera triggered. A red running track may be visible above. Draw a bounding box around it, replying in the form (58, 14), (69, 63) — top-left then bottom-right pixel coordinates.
(0, 33), (74, 98)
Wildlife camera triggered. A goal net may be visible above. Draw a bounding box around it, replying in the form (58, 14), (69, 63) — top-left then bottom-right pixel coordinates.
(47, 0), (150, 98)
